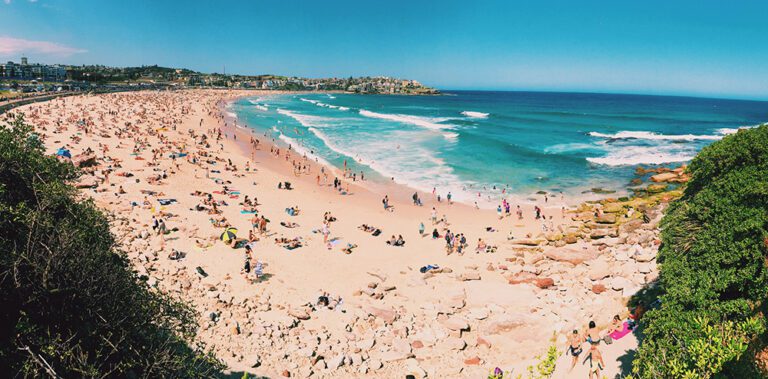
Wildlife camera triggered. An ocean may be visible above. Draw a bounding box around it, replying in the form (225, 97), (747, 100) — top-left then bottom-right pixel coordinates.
(229, 90), (768, 204)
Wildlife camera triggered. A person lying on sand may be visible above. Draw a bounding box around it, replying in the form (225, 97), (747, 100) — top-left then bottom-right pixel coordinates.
(341, 243), (357, 254)
(386, 235), (405, 247)
(323, 212), (337, 222)
(280, 221), (299, 228)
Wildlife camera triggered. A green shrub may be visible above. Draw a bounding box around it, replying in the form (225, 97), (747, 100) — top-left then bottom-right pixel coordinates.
(0, 115), (224, 377)
(634, 124), (768, 378)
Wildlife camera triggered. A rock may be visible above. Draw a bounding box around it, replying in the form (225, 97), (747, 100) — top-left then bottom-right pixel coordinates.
(442, 316), (470, 331)
(596, 214), (617, 224)
(645, 271), (659, 283)
(459, 272), (481, 281)
(646, 184), (668, 193)
(357, 338), (376, 350)
(603, 203), (626, 213)
(288, 307), (311, 320)
(633, 250), (656, 263)
(650, 172), (678, 183)
(534, 277), (555, 289)
(591, 284), (607, 294)
(281, 370), (291, 377)
(313, 358), (327, 370)
(512, 238), (544, 246)
(380, 350), (410, 362)
(587, 260), (611, 281)
(406, 358), (428, 378)
(464, 356), (482, 365)
(364, 305), (398, 325)
(411, 340), (424, 349)
(483, 315), (526, 335)
(368, 359), (383, 371)
(247, 354), (262, 368)
(445, 337), (467, 350)
(544, 232), (563, 242)
(610, 276), (633, 291)
(468, 308), (489, 320)
(507, 271), (537, 285)
(327, 354), (346, 369)
(544, 247), (599, 266)
(476, 336), (492, 348)
(590, 228), (617, 239)
(637, 262), (654, 274)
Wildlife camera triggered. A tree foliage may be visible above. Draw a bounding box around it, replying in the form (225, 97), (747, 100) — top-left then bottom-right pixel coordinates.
(0, 115), (224, 377)
(634, 124), (768, 378)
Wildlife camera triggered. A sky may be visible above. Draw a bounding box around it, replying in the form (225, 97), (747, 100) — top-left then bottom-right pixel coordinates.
(1, 0), (767, 100)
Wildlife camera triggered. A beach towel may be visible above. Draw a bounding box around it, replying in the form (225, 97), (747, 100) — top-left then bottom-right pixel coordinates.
(158, 199), (177, 206)
(240, 210), (258, 214)
(609, 322), (633, 340)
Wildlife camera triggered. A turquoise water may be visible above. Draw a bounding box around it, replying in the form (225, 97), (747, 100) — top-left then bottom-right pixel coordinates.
(229, 91), (768, 202)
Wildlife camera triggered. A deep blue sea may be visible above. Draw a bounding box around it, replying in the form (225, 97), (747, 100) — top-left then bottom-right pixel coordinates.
(229, 91), (768, 203)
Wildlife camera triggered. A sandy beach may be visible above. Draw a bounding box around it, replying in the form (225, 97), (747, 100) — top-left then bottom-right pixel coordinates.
(4, 89), (674, 378)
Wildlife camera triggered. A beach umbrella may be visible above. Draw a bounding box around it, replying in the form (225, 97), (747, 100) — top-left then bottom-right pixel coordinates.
(220, 227), (238, 242)
(56, 147), (71, 158)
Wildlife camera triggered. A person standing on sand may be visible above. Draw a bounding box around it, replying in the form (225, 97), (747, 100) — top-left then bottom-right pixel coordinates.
(322, 221), (330, 243)
(587, 344), (604, 379)
(418, 222), (425, 236)
(431, 207), (438, 225)
(567, 329), (583, 371)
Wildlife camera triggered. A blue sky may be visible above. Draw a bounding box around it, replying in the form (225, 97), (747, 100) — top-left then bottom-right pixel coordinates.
(1, 0), (767, 99)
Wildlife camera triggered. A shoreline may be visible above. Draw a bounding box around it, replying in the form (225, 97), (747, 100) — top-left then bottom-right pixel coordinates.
(220, 93), (597, 212)
(6, 89), (671, 378)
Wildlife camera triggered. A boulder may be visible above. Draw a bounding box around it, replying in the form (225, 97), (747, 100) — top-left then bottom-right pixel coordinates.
(483, 315), (526, 335)
(596, 214), (617, 224)
(459, 272), (481, 281)
(464, 356), (482, 365)
(650, 172), (678, 183)
(442, 316), (470, 331)
(609, 276), (633, 291)
(512, 238), (544, 246)
(590, 228), (617, 239)
(364, 306), (398, 325)
(591, 284), (607, 294)
(544, 248), (599, 266)
(288, 307), (311, 321)
(445, 337), (467, 350)
(587, 260), (611, 281)
(534, 278), (555, 289)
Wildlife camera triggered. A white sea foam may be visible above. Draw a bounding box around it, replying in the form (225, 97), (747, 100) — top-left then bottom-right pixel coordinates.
(276, 108), (329, 127)
(275, 130), (331, 166)
(588, 131), (722, 141)
(587, 146), (696, 166)
(358, 109), (453, 131)
(327, 94), (336, 99)
(302, 97), (347, 110)
(461, 111), (489, 118)
(307, 127), (474, 201)
(543, 143), (597, 154)
(253, 104), (269, 112)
